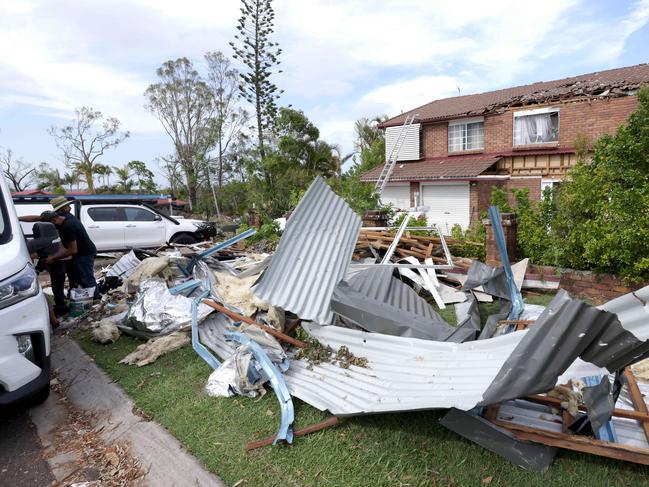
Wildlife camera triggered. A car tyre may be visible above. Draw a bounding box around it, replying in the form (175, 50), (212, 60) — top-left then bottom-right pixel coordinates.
(171, 234), (198, 245)
(26, 382), (50, 407)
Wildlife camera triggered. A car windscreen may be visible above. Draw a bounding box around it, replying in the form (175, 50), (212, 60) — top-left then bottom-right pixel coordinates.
(0, 187), (11, 245)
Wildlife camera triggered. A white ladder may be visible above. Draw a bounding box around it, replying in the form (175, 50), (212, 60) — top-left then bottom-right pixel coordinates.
(375, 113), (418, 194)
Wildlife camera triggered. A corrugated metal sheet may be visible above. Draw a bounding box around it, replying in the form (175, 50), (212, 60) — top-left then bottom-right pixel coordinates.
(385, 123), (420, 162)
(200, 286), (649, 417)
(252, 177), (361, 324)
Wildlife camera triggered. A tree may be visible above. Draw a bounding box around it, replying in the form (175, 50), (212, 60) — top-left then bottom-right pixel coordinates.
(113, 165), (133, 193)
(127, 160), (156, 192)
(145, 58), (214, 209)
(1, 148), (35, 192)
(230, 0), (282, 160)
(48, 107), (129, 193)
(34, 163), (65, 193)
(205, 51), (249, 187)
(350, 115), (388, 176)
(61, 171), (80, 191)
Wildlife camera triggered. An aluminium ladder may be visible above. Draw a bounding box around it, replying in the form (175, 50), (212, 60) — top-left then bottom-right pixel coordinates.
(375, 113), (418, 194)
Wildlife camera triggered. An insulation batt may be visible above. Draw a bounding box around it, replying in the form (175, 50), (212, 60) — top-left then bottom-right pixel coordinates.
(213, 271), (285, 329)
(122, 256), (170, 292)
(119, 331), (190, 367)
(91, 320), (121, 344)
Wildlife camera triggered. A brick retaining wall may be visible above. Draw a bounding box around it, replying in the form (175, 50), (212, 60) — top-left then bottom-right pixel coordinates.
(528, 264), (644, 304)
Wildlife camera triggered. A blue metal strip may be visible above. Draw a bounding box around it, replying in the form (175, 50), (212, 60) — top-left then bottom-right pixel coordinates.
(169, 279), (202, 296)
(225, 331), (295, 445)
(191, 290), (221, 370)
(583, 375), (617, 442)
(185, 228), (257, 273)
(487, 206), (525, 320)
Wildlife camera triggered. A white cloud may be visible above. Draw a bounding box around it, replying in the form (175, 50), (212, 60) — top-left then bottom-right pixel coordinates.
(0, 0), (647, 164)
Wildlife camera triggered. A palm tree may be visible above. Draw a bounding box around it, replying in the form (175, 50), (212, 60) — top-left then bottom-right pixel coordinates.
(114, 165), (133, 193)
(61, 171), (78, 191)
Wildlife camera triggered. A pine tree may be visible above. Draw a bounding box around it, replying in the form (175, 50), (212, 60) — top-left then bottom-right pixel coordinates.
(230, 0), (282, 160)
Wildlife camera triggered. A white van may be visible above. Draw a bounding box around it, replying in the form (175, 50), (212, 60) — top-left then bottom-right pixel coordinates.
(0, 175), (51, 407)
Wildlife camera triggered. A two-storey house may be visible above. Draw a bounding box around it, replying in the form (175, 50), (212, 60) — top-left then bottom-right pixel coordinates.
(361, 64), (649, 234)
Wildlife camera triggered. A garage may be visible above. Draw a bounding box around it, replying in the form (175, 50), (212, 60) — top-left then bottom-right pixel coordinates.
(421, 183), (470, 234)
(380, 184), (410, 211)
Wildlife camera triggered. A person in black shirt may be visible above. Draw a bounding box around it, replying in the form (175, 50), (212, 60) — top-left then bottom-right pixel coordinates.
(44, 209), (100, 299)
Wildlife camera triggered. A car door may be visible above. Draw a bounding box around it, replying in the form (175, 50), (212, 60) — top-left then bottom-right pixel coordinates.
(83, 206), (126, 251)
(123, 206), (166, 248)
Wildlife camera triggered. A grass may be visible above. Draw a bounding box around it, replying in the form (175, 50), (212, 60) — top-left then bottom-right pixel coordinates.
(74, 292), (649, 486)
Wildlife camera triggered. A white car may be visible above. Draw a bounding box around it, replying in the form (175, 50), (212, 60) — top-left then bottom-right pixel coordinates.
(0, 176), (51, 407)
(14, 199), (217, 252)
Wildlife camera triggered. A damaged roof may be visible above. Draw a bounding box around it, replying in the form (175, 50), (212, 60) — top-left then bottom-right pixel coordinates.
(380, 63), (649, 128)
(360, 154), (500, 182)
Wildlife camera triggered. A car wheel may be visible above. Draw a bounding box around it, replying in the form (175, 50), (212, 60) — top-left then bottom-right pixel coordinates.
(171, 234), (198, 245)
(27, 382), (50, 407)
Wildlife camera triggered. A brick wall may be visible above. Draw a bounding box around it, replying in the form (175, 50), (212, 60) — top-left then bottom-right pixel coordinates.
(469, 180), (505, 226)
(505, 177), (542, 205)
(528, 264), (644, 304)
(484, 213), (518, 266)
(420, 96), (638, 158)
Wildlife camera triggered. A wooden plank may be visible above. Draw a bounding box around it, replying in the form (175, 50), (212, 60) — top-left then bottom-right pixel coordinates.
(483, 403), (501, 422)
(492, 420), (649, 465)
(426, 243), (434, 258)
(624, 369), (649, 443)
(526, 394), (649, 422)
(246, 417), (340, 451)
(202, 300), (306, 349)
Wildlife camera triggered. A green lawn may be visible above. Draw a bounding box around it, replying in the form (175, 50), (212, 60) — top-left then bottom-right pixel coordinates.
(75, 293), (649, 486)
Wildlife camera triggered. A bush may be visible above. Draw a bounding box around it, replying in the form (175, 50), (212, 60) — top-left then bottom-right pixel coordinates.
(449, 222), (486, 260)
(393, 212), (429, 236)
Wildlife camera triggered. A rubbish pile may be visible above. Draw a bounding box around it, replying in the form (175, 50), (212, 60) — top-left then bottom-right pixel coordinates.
(87, 176), (649, 470)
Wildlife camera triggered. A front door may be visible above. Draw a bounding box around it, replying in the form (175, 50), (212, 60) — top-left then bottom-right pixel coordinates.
(123, 207), (166, 248)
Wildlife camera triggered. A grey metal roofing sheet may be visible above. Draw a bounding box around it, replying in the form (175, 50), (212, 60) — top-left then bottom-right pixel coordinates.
(199, 286), (649, 417)
(252, 177), (361, 324)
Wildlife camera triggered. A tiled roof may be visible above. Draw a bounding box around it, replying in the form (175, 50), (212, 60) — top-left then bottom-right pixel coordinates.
(380, 64), (649, 128)
(360, 155), (501, 182)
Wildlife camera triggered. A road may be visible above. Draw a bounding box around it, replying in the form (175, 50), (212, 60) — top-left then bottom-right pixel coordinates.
(0, 407), (54, 487)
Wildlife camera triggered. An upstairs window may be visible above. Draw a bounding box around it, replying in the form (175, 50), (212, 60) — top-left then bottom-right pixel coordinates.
(514, 108), (559, 146)
(448, 118), (484, 152)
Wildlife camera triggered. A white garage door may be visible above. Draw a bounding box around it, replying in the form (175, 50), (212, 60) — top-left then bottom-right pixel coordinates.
(421, 183), (470, 235)
(380, 185), (410, 211)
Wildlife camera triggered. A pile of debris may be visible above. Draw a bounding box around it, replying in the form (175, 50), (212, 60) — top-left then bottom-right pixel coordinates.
(87, 176), (649, 470)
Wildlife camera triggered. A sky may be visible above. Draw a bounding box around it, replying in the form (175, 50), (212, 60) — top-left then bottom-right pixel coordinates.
(0, 0), (648, 185)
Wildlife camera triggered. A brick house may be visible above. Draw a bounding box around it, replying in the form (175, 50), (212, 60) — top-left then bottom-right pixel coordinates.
(360, 63), (649, 234)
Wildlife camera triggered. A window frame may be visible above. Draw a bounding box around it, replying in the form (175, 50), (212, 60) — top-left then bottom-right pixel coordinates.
(513, 107), (560, 146)
(447, 117), (484, 153)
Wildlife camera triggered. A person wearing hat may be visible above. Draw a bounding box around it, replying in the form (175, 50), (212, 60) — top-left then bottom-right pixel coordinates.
(43, 206), (100, 300)
(18, 195), (75, 223)
(34, 210), (77, 316)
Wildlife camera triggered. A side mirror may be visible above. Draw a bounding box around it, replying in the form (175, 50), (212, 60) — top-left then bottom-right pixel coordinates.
(154, 214), (162, 221)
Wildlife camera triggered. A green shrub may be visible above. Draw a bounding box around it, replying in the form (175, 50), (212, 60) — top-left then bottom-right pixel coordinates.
(489, 186), (512, 213)
(449, 222), (486, 260)
(393, 212), (429, 236)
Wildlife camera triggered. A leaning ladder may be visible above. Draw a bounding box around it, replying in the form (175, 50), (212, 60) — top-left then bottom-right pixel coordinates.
(375, 113), (418, 194)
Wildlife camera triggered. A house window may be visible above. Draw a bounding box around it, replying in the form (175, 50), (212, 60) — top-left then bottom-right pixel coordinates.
(514, 108), (559, 146)
(448, 118), (484, 152)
